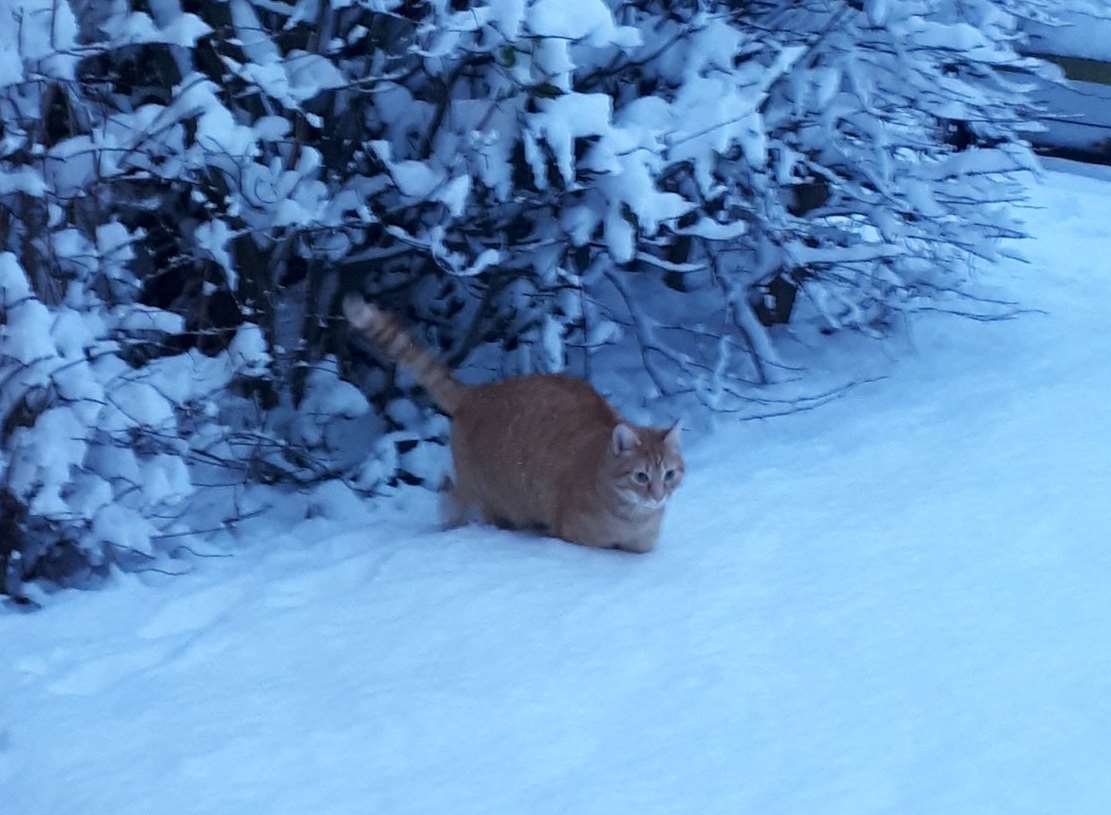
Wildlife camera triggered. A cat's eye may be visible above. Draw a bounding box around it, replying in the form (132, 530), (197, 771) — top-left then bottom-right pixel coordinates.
(633, 471), (650, 484)
(664, 469), (676, 481)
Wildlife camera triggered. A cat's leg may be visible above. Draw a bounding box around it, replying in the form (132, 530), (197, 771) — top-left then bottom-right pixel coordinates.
(608, 517), (657, 555)
(479, 506), (516, 530)
(438, 476), (471, 530)
(614, 519), (661, 553)
(556, 513), (656, 553)
(554, 515), (616, 550)
(615, 537), (656, 554)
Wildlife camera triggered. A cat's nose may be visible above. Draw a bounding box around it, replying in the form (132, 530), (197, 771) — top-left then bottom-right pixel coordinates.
(650, 483), (665, 501)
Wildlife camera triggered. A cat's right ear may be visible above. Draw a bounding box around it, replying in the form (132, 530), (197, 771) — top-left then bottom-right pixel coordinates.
(663, 421), (682, 450)
(611, 423), (640, 455)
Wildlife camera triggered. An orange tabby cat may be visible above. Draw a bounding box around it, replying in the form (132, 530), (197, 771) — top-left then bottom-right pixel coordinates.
(343, 294), (684, 553)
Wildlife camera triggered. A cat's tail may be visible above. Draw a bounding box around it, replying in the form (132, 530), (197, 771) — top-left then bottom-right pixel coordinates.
(343, 294), (466, 415)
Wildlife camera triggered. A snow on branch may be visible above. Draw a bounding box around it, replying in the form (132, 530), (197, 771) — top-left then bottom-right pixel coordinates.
(0, 0), (1058, 597)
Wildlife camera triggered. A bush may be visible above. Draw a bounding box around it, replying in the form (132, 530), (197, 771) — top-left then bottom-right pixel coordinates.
(0, 0), (1068, 599)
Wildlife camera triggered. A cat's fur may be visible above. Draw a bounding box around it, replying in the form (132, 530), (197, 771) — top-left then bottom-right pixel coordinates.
(343, 294), (684, 553)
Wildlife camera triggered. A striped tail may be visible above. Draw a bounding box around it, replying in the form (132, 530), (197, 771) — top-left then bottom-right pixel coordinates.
(343, 294), (466, 414)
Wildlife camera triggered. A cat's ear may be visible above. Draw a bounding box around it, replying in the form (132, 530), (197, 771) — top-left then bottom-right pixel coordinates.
(611, 423), (640, 455)
(663, 421), (682, 450)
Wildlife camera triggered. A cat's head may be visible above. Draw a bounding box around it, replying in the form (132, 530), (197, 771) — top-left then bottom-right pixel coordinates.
(606, 422), (685, 510)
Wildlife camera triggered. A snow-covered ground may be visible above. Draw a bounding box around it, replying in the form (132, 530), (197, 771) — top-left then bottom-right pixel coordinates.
(4, 162), (1111, 814)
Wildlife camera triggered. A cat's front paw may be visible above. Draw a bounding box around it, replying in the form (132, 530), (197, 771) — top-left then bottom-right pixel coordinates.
(615, 539), (656, 554)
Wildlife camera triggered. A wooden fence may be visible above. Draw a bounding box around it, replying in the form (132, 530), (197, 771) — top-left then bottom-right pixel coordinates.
(1022, 15), (1111, 164)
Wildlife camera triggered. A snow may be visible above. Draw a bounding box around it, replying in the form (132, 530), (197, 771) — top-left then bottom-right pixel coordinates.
(282, 52), (347, 102)
(0, 165), (47, 196)
(139, 454), (192, 506)
(104, 379), (177, 431)
(603, 205), (635, 262)
(298, 358), (369, 419)
(865, 0), (889, 27)
(229, 0), (280, 64)
(90, 505), (156, 556)
(527, 0), (641, 48)
(0, 16), (23, 89)
(86, 441), (140, 485)
(252, 115), (291, 141)
(4, 167), (1111, 813)
(194, 220), (236, 290)
(389, 160), (443, 198)
(539, 313), (565, 372)
(679, 217), (748, 241)
(1025, 11), (1111, 62)
(0, 252), (32, 304)
(292, 357), (371, 450)
(435, 174), (472, 217)
(6, 406), (88, 516)
(1, 296), (53, 364)
(14, 0), (79, 81)
(101, 10), (212, 48)
(527, 93), (614, 185)
(905, 19), (992, 55)
(489, 0), (525, 39)
(113, 305), (186, 335)
(1028, 76), (1111, 155)
(457, 247), (501, 278)
(560, 201), (602, 246)
(369, 140), (473, 216)
(227, 323), (271, 375)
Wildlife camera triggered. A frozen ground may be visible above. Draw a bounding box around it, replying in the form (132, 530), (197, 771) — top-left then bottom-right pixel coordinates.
(4, 163), (1111, 814)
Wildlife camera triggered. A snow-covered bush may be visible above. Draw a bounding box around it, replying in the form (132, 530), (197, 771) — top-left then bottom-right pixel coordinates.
(327, 0), (1061, 394)
(0, 0), (352, 599)
(0, 0), (1072, 599)
(0, 240), (276, 594)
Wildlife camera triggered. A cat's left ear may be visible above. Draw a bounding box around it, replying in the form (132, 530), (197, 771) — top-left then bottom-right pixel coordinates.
(663, 421), (682, 450)
(611, 423), (640, 455)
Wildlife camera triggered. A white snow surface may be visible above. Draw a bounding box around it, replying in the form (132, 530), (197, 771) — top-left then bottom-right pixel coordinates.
(1025, 10), (1111, 62)
(4, 166), (1111, 813)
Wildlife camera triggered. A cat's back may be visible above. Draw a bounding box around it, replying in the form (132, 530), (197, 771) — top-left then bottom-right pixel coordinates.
(459, 373), (616, 426)
(452, 373), (617, 490)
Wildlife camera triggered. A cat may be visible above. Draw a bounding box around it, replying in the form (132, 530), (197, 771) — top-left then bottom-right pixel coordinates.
(343, 294), (684, 553)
